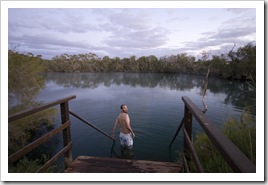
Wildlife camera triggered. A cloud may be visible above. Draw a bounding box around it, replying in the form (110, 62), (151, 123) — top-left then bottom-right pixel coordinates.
(207, 28), (255, 40)
(183, 8), (255, 54)
(108, 10), (150, 30)
(9, 8), (101, 34)
(226, 8), (254, 14)
(98, 9), (170, 50)
(9, 34), (90, 48)
(105, 27), (169, 49)
(39, 14), (101, 33)
(8, 34), (107, 59)
(8, 8), (256, 59)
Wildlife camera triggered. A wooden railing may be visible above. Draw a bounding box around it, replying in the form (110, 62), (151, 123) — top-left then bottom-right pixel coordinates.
(8, 95), (76, 172)
(170, 96), (256, 173)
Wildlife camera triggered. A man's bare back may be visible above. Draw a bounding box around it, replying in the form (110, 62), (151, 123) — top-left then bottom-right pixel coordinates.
(117, 112), (131, 134)
(112, 104), (135, 141)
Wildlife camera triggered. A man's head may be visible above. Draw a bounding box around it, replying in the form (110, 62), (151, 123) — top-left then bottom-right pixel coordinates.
(120, 104), (128, 113)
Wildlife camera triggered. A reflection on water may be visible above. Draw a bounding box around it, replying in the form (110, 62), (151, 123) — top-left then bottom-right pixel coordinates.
(37, 72), (255, 162)
(41, 72), (256, 115)
(42, 72), (201, 90)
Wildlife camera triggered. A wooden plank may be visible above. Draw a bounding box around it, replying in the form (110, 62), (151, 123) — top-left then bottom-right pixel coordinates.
(181, 96), (256, 173)
(60, 102), (73, 166)
(183, 105), (192, 163)
(36, 142), (72, 173)
(9, 95), (76, 123)
(64, 156), (182, 173)
(183, 128), (204, 172)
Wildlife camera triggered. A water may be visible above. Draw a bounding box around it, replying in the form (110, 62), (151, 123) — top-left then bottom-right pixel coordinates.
(35, 72), (255, 163)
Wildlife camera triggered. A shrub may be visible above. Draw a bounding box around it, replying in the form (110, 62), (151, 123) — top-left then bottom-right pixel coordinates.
(191, 111), (255, 172)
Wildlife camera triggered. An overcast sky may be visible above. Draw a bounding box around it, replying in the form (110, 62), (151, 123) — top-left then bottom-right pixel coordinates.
(8, 6), (256, 60)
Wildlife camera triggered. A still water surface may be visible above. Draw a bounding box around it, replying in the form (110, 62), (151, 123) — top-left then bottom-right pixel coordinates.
(36, 72), (255, 162)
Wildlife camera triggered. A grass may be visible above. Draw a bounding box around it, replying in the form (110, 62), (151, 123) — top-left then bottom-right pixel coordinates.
(188, 111), (255, 173)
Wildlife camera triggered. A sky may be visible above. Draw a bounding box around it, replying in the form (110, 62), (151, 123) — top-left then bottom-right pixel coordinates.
(7, 4), (256, 60)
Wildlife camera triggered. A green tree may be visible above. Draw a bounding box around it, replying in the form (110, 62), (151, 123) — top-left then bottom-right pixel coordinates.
(8, 50), (57, 167)
(228, 43), (256, 80)
(209, 55), (231, 78)
(8, 50), (45, 105)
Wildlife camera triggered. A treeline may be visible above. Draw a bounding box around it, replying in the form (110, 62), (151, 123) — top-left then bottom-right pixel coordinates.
(42, 43), (256, 80)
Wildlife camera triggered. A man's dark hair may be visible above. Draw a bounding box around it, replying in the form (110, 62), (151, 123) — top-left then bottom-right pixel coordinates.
(120, 104), (126, 109)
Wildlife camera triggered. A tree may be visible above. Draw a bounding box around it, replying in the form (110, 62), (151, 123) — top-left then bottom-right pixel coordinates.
(8, 50), (57, 157)
(228, 43), (256, 80)
(200, 50), (210, 62)
(8, 50), (45, 106)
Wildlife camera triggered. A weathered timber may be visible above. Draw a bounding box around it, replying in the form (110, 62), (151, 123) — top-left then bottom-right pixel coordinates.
(61, 101), (73, 167)
(181, 96), (256, 173)
(36, 142), (72, 173)
(9, 121), (71, 164)
(183, 128), (204, 172)
(64, 156), (182, 173)
(8, 95), (76, 123)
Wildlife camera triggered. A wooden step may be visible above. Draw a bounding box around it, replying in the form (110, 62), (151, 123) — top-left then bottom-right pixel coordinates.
(64, 155), (182, 173)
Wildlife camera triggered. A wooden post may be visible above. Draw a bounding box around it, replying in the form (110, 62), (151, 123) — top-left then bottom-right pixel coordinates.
(60, 101), (73, 167)
(183, 105), (192, 161)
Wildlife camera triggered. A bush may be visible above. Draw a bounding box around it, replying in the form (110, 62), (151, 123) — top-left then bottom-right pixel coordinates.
(191, 111), (255, 172)
(8, 155), (59, 173)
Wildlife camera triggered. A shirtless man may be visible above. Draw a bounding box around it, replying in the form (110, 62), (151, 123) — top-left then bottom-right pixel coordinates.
(112, 104), (135, 147)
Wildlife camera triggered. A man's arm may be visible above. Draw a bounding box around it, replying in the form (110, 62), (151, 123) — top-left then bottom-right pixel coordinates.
(112, 117), (119, 139)
(125, 115), (135, 138)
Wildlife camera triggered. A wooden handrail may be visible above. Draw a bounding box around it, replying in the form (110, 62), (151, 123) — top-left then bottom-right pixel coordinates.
(8, 95), (76, 172)
(180, 96), (256, 173)
(9, 95), (76, 122)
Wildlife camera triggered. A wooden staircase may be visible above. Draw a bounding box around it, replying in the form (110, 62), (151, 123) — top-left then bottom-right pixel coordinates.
(64, 156), (182, 173)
